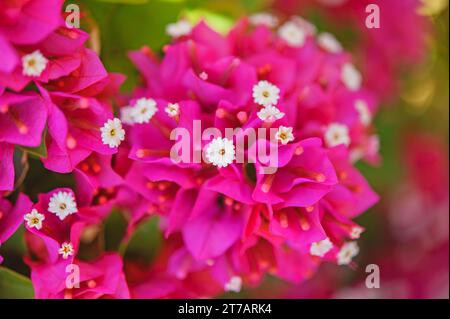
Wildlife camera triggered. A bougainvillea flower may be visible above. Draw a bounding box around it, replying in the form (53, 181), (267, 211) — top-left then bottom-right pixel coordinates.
(121, 17), (380, 294)
(24, 188), (86, 264)
(30, 253), (130, 299)
(0, 0), (63, 45)
(71, 154), (126, 224)
(0, 26), (92, 91)
(0, 35), (18, 74)
(0, 142), (14, 191)
(0, 0), (67, 90)
(0, 92), (47, 190)
(324, 145), (379, 218)
(251, 138), (338, 207)
(180, 188), (245, 261)
(0, 194), (32, 263)
(0, 92), (47, 147)
(0, 0), (387, 299)
(38, 87), (116, 173)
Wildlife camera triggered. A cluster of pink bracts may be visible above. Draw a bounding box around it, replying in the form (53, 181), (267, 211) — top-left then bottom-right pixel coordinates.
(0, 1), (382, 298)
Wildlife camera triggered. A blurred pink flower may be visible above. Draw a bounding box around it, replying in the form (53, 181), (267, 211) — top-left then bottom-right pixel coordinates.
(273, 0), (429, 100)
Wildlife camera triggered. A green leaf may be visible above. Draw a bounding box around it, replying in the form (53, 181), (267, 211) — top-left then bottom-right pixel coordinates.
(78, 0), (187, 91)
(183, 8), (234, 34)
(0, 267), (34, 299)
(123, 216), (161, 264)
(104, 210), (128, 251)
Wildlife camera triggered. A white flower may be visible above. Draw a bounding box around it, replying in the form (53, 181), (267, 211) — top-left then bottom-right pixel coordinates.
(24, 209), (45, 230)
(22, 50), (48, 77)
(349, 148), (364, 163)
(224, 276), (242, 293)
(131, 98), (158, 124)
(166, 19), (192, 38)
(350, 226), (364, 239)
(369, 134), (380, 153)
(100, 118), (125, 148)
(354, 99), (372, 126)
(310, 238), (334, 257)
(325, 123), (351, 147)
(252, 80), (280, 107)
(257, 106), (285, 122)
(341, 63), (362, 91)
(278, 21), (306, 47)
(317, 32), (342, 53)
(249, 12), (278, 28)
(337, 241), (359, 265)
(199, 71), (209, 80)
(275, 126), (295, 145)
(58, 242), (74, 259)
(165, 103), (180, 117)
(350, 135), (379, 163)
(291, 16), (317, 35)
(48, 191), (78, 220)
(120, 106), (135, 125)
(205, 137), (235, 168)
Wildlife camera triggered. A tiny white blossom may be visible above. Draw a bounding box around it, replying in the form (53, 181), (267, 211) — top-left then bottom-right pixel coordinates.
(224, 276), (242, 293)
(337, 241), (359, 265)
(341, 63), (362, 91)
(349, 148), (364, 164)
(310, 238), (334, 257)
(317, 32), (342, 53)
(325, 123), (351, 147)
(275, 126), (295, 145)
(48, 191), (78, 220)
(58, 242), (74, 259)
(199, 71), (208, 80)
(278, 21), (306, 47)
(205, 137), (235, 168)
(350, 134), (379, 163)
(120, 106), (135, 125)
(24, 209), (45, 230)
(249, 12), (278, 28)
(257, 106), (285, 123)
(252, 80), (280, 107)
(131, 98), (158, 124)
(165, 103), (180, 117)
(22, 50), (48, 77)
(166, 19), (192, 38)
(100, 118), (125, 148)
(350, 226), (364, 239)
(354, 99), (372, 126)
(369, 134), (380, 153)
(291, 16), (317, 35)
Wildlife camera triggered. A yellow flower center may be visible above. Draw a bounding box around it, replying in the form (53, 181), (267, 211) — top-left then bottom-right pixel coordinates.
(27, 59), (36, 67)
